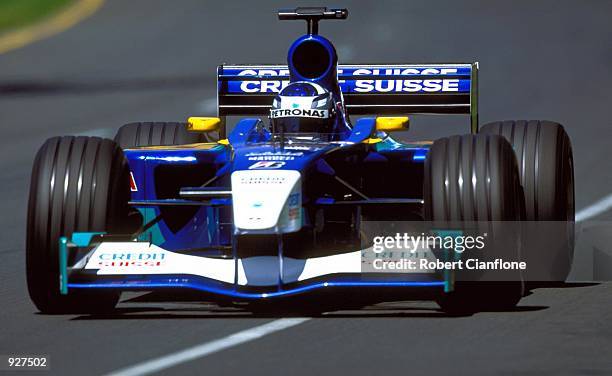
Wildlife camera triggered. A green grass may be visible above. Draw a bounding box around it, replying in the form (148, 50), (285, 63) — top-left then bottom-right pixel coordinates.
(0, 0), (73, 33)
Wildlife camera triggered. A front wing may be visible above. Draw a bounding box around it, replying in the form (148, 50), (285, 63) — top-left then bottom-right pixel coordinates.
(59, 233), (453, 300)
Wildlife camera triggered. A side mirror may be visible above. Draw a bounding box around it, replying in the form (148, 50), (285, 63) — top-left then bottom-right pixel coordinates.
(187, 117), (221, 132)
(375, 117), (409, 132)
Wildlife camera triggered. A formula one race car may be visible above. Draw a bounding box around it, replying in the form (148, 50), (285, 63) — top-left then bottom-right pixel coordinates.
(26, 7), (575, 314)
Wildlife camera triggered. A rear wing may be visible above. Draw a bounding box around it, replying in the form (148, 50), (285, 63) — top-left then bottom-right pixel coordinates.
(217, 63), (479, 133)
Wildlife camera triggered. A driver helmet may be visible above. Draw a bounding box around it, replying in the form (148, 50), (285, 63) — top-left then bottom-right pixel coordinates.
(270, 81), (335, 133)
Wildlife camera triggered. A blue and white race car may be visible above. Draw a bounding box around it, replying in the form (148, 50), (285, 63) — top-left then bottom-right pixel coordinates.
(26, 7), (575, 314)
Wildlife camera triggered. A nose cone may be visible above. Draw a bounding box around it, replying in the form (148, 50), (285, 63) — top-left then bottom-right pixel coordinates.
(231, 170), (302, 233)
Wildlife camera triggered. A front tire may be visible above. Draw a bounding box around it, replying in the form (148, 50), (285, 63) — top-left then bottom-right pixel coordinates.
(26, 136), (130, 313)
(424, 134), (525, 313)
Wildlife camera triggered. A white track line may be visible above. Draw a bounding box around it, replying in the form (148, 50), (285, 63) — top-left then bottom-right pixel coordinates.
(576, 193), (612, 222)
(106, 318), (310, 376)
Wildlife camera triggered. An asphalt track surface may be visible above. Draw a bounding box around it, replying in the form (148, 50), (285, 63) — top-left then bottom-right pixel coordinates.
(1, 1), (611, 375)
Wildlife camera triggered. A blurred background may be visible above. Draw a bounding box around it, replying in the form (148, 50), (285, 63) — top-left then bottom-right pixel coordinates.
(0, 1), (611, 374)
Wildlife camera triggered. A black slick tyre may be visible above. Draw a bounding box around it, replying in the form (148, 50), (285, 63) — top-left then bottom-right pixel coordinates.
(27, 136), (130, 314)
(424, 134), (525, 313)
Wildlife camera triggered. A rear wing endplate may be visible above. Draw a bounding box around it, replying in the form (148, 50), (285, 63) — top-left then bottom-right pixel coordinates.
(217, 63), (479, 133)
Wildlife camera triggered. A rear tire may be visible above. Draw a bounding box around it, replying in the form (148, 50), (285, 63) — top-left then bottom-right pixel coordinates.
(114, 122), (217, 148)
(481, 120), (574, 282)
(26, 137), (130, 314)
(424, 134), (525, 313)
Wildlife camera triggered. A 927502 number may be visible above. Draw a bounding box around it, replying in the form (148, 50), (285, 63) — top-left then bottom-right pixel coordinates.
(8, 357), (47, 368)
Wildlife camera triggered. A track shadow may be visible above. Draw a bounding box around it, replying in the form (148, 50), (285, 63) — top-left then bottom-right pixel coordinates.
(528, 281), (599, 289)
(70, 306), (450, 320)
(69, 281), (603, 320)
(66, 280), (601, 321)
(523, 282), (600, 297)
(70, 294), (550, 321)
